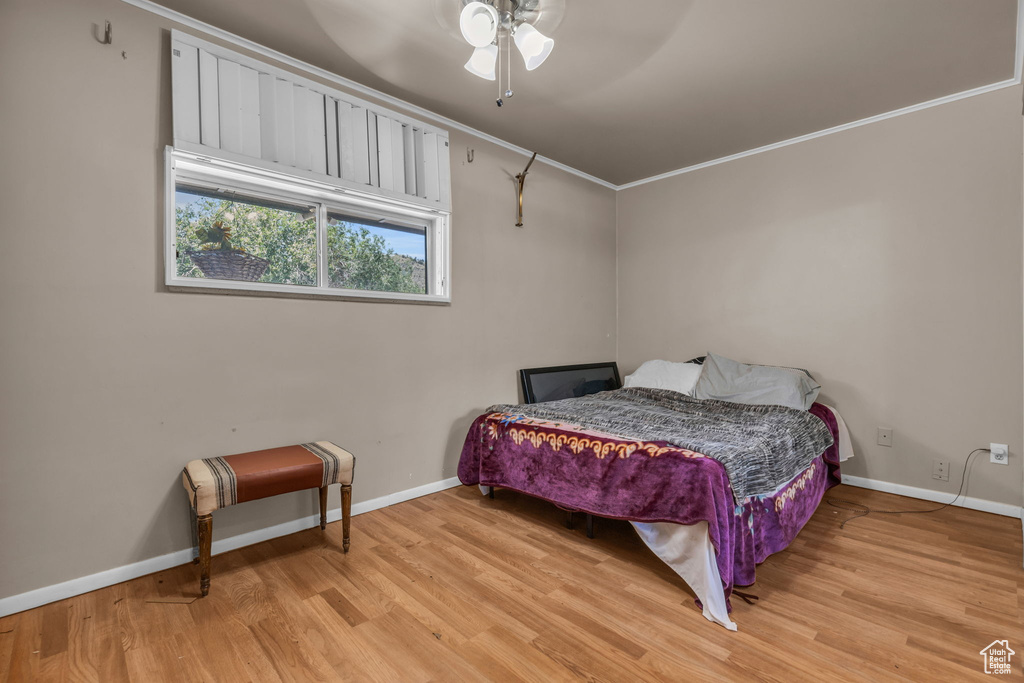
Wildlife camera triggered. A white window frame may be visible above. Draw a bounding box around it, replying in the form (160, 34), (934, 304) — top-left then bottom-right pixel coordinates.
(165, 147), (451, 304)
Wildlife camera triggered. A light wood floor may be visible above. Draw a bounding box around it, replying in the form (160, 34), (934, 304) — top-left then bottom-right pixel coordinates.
(2, 484), (1022, 682)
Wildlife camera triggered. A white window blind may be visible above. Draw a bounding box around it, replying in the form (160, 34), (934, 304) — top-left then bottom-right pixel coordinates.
(170, 30), (452, 213)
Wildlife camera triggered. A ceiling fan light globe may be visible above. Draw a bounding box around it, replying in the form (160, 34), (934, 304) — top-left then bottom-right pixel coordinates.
(464, 44), (498, 80)
(513, 23), (554, 70)
(460, 2), (499, 48)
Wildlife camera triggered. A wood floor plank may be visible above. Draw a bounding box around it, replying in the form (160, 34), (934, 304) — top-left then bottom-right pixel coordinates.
(37, 601), (69, 661)
(122, 638), (183, 683)
(203, 617), (284, 683)
(302, 594), (405, 682)
(64, 595), (101, 683)
(3, 484), (1022, 682)
(369, 550), (508, 644)
(539, 589), (649, 661)
(116, 575), (194, 654)
(437, 522), (562, 596)
(549, 579), (734, 663)
(0, 614), (16, 681)
(639, 649), (740, 683)
(460, 625), (577, 683)
(5, 606), (42, 682)
(530, 626), (661, 683)
(34, 651), (67, 683)
(73, 589), (130, 683)
(354, 605), (487, 682)
(318, 587), (368, 628)
(316, 554), (398, 622)
(173, 628), (253, 683)
(248, 616), (337, 683)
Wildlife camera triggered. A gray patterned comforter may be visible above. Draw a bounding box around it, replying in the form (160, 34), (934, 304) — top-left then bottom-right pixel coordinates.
(488, 387), (834, 500)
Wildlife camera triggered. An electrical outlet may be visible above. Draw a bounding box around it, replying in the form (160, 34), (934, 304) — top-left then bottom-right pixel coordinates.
(990, 443), (1009, 465)
(932, 460), (949, 481)
(877, 428), (893, 447)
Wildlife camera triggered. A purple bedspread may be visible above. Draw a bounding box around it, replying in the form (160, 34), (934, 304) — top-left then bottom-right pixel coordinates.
(458, 403), (841, 606)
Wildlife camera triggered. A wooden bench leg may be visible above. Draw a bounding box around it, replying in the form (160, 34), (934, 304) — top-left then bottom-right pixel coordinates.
(189, 505), (200, 564)
(197, 513), (212, 597)
(319, 486), (328, 530)
(341, 484), (351, 553)
(586, 513), (595, 539)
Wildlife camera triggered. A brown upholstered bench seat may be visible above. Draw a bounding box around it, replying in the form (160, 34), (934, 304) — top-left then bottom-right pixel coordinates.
(182, 441), (354, 595)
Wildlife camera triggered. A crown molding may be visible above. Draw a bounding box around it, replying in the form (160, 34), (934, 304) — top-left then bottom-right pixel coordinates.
(123, 0), (1023, 192)
(119, 0), (616, 189)
(617, 78), (1022, 191)
(619, 0), (1024, 190)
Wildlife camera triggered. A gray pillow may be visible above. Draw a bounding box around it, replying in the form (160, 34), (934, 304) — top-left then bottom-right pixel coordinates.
(692, 352), (821, 411)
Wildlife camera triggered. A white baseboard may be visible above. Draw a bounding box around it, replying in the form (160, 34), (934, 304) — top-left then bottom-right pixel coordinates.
(350, 476), (461, 516)
(841, 475), (1023, 519)
(0, 476), (462, 618)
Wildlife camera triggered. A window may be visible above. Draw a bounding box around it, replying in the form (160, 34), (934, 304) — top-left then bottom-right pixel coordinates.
(175, 186), (318, 286)
(165, 148), (450, 303)
(326, 213), (427, 295)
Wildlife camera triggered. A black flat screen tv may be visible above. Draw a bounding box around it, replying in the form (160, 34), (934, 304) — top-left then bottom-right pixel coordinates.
(519, 362), (621, 404)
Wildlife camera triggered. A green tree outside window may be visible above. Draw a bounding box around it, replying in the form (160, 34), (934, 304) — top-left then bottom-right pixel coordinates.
(175, 191), (424, 294)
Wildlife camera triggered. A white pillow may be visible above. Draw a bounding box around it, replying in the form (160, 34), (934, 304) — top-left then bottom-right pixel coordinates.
(622, 360), (703, 396)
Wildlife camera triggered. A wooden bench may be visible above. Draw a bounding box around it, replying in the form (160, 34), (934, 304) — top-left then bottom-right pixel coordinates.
(182, 441), (354, 596)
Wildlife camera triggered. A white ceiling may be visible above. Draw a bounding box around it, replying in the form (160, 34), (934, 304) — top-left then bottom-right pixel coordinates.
(152, 0), (1020, 185)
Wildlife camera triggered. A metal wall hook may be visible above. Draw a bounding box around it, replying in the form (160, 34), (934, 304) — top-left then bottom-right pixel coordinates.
(467, 148), (474, 163)
(97, 20), (112, 45)
(515, 152), (537, 227)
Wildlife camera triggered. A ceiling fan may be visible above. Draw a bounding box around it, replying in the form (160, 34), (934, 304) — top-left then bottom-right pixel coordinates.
(443, 0), (566, 105)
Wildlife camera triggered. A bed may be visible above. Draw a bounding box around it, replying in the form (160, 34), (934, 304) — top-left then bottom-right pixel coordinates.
(457, 357), (853, 630)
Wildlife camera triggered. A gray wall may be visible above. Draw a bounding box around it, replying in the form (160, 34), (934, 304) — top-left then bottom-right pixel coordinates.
(617, 85), (1024, 507)
(0, 0), (617, 599)
(2, 0), (1021, 605)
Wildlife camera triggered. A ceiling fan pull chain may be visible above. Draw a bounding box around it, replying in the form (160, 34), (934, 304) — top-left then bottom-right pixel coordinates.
(496, 25), (503, 107)
(506, 49), (513, 98)
(505, 15), (513, 100)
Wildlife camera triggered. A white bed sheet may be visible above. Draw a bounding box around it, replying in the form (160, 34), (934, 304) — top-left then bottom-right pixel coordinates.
(631, 404), (853, 631)
(630, 519), (736, 629)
